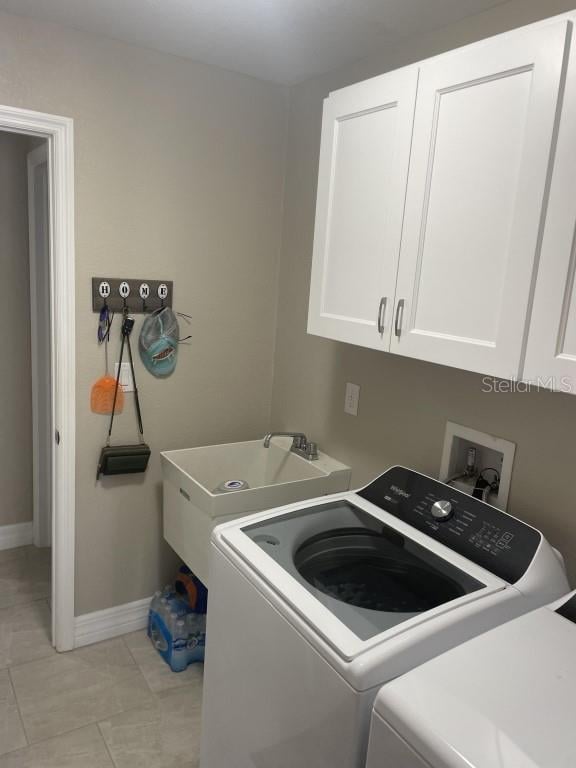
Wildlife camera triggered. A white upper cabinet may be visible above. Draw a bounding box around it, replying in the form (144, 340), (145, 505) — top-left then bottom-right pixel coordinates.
(307, 14), (575, 381)
(391, 21), (570, 378)
(523, 28), (576, 393)
(308, 67), (418, 349)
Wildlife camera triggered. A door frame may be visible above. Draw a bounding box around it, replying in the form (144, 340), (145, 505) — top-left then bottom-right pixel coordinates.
(0, 104), (75, 652)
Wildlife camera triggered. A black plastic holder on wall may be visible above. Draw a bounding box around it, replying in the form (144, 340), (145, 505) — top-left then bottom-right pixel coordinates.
(92, 278), (173, 313)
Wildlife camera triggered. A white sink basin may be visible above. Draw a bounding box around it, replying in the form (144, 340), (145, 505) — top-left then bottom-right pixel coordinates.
(161, 438), (351, 586)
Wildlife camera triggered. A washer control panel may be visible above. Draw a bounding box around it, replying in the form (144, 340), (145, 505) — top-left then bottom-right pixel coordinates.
(358, 466), (541, 584)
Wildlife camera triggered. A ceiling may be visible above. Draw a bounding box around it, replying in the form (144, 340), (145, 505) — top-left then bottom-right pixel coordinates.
(0, 0), (511, 84)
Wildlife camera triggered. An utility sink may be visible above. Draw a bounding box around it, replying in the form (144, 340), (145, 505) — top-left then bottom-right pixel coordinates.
(161, 438), (351, 586)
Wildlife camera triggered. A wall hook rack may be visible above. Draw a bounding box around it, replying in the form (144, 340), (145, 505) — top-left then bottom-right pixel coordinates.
(92, 277), (173, 313)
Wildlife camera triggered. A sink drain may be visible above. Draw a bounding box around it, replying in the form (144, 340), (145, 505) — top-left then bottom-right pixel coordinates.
(213, 479), (250, 493)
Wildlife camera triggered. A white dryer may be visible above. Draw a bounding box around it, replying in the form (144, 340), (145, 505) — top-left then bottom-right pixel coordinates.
(199, 466), (569, 768)
(366, 590), (576, 768)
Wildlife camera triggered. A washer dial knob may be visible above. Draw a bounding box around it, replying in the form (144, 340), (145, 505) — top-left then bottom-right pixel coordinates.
(431, 500), (453, 521)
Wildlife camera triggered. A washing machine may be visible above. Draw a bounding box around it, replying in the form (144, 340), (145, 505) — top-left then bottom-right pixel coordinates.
(199, 466), (568, 768)
(366, 589), (576, 768)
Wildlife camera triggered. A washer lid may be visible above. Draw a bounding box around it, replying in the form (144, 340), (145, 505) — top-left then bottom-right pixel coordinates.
(220, 492), (506, 661)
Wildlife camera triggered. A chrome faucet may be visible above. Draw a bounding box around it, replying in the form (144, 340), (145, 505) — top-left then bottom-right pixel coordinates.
(263, 431), (319, 461)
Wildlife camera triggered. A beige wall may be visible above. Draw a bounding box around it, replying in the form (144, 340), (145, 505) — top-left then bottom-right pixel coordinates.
(0, 132), (33, 528)
(0, 11), (287, 614)
(271, 0), (576, 584)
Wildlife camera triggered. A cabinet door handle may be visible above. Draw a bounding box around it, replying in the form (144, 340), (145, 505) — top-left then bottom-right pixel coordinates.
(377, 297), (388, 334)
(394, 299), (405, 338)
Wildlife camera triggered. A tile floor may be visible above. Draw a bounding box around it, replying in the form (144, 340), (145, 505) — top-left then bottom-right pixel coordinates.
(0, 546), (203, 767)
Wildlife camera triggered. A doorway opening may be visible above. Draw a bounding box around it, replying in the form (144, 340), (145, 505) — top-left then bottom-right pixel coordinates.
(0, 106), (75, 652)
(0, 133), (51, 635)
(28, 141), (52, 552)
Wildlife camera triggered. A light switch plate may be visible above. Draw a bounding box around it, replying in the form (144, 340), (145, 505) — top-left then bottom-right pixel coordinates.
(344, 382), (360, 416)
(114, 362), (134, 393)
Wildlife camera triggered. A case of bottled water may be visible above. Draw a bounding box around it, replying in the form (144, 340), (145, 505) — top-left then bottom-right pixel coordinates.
(147, 568), (207, 672)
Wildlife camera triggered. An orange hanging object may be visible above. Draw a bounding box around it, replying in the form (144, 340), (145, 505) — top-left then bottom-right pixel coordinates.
(90, 374), (125, 415)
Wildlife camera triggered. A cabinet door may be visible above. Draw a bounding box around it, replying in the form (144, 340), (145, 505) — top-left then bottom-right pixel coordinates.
(391, 21), (570, 378)
(308, 67), (418, 349)
(524, 29), (576, 394)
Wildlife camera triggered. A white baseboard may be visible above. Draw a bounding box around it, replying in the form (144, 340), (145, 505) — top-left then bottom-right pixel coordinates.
(0, 522), (34, 551)
(74, 596), (152, 649)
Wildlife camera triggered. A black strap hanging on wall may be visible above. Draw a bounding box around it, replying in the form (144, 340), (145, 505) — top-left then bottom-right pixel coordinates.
(96, 311), (151, 480)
